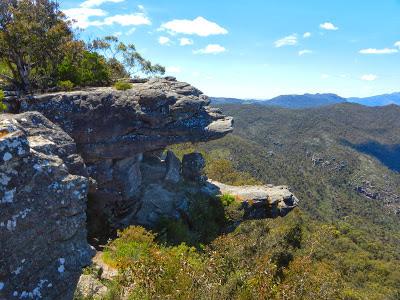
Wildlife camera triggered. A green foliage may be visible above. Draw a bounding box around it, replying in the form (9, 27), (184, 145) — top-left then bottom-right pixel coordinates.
(57, 80), (74, 91)
(89, 36), (165, 78)
(0, 5), (165, 93)
(219, 193), (236, 206)
(0, 89), (6, 112)
(103, 227), (155, 269)
(98, 211), (351, 299)
(113, 81), (132, 91)
(0, 0), (75, 92)
(58, 50), (111, 87)
(181, 103), (400, 298)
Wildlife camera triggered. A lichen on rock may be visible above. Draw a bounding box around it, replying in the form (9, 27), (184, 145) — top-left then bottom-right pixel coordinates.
(0, 112), (93, 300)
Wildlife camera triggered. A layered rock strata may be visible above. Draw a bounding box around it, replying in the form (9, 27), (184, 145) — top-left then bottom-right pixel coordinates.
(20, 77), (234, 242)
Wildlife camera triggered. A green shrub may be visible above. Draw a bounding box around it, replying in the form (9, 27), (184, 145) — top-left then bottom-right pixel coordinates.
(114, 81), (132, 91)
(57, 80), (74, 91)
(58, 51), (112, 87)
(0, 90), (6, 112)
(220, 194), (236, 206)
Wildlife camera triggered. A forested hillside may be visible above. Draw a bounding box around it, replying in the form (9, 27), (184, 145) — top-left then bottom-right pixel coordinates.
(81, 103), (400, 299)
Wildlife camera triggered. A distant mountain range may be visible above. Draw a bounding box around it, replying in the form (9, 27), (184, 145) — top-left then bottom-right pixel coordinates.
(211, 92), (400, 109)
(348, 93), (400, 106)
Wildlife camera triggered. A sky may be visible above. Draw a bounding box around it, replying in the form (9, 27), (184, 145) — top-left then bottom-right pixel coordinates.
(61, 0), (400, 99)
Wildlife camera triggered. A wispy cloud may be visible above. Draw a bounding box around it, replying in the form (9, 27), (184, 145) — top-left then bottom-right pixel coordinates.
(303, 32), (311, 38)
(158, 36), (171, 45)
(274, 34), (298, 47)
(359, 48), (398, 54)
(361, 74), (378, 81)
(180, 38), (194, 46)
(80, 0), (125, 8)
(160, 17), (228, 36)
(126, 28), (136, 35)
(193, 44), (226, 54)
(298, 49), (313, 56)
(320, 22), (339, 30)
(394, 41), (400, 48)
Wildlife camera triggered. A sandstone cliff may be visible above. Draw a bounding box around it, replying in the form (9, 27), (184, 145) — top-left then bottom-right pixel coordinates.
(0, 112), (93, 300)
(1, 77), (298, 299)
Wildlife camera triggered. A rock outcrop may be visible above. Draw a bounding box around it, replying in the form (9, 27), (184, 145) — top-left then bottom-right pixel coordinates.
(0, 112), (93, 300)
(2, 77), (299, 299)
(21, 77), (233, 161)
(20, 77), (234, 244)
(204, 180), (299, 219)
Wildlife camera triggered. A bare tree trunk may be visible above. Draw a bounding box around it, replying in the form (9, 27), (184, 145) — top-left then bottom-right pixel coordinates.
(13, 53), (31, 93)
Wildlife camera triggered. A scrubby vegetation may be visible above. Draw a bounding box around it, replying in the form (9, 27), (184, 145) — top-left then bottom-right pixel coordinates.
(113, 81), (132, 91)
(80, 209), (400, 299)
(0, 0), (164, 94)
(57, 80), (74, 91)
(0, 89), (6, 111)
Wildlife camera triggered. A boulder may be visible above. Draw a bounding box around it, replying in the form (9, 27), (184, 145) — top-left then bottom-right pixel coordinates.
(135, 184), (189, 226)
(164, 150), (181, 184)
(0, 112), (93, 300)
(182, 152), (207, 184)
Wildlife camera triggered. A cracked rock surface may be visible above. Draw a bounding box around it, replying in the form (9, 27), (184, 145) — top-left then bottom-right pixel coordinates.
(0, 112), (93, 300)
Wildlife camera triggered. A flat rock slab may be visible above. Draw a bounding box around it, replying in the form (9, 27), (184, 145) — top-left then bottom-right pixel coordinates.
(205, 180), (299, 218)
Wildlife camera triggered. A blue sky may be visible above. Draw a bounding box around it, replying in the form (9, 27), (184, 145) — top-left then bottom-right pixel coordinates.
(61, 0), (400, 99)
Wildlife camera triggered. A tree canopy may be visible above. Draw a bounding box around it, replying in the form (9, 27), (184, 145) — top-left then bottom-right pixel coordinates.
(0, 0), (165, 94)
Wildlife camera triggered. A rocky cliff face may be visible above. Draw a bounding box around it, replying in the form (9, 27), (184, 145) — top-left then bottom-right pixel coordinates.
(0, 112), (93, 300)
(2, 77), (298, 299)
(21, 77), (233, 161)
(20, 77), (234, 245)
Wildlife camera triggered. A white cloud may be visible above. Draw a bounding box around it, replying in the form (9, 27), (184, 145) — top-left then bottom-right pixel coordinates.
(274, 34), (298, 48)
(64, 3), (150, 29)
(194, 44), (226, 54)
(160, 16), (228, 37)
(298, 49), (313, 56)
(166, 66), (181, 73)
(303, 32), (311, 38)
(92, 13), (151, 26)
(138, 4), (145, 11)
(395, 41), (400, 48)
(321, 74), (330, 79)
(126, 28), (136, 35)
(180, 38), (194, 46)
(63, 7), (107, 28)
(320, 22), (339, 30)
(158, 36), (171, 45)
(80, 0), (125, 8)
(359, 48), (398, 54)
(361, 74), (378, 81)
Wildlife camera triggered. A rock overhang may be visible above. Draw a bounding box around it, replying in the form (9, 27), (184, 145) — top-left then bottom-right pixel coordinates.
(21, 77), (234, 161)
